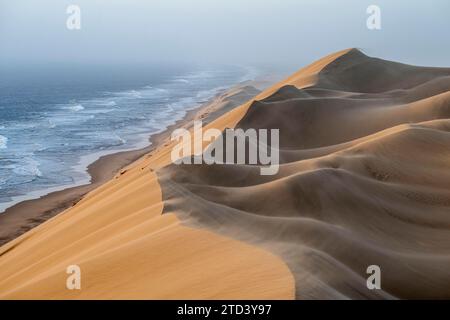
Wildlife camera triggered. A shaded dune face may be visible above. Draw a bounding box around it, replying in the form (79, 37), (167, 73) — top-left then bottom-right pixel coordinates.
(159, 49), (450, 299)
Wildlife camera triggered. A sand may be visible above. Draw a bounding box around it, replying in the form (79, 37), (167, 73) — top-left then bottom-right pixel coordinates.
(1, 48), (450, 299)
(0, 84), (261, 246)
(0, 84), (294, 299)
(160, 49), (450, 299)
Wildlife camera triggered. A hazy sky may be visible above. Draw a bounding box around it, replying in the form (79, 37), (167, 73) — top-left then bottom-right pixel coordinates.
(1, 0), (450, 70)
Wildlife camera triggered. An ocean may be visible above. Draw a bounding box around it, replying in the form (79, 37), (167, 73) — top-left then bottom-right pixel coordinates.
(0, 64), (259, 213)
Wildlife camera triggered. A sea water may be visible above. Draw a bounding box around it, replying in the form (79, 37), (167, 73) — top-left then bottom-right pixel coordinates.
(0, 64), (259, 213)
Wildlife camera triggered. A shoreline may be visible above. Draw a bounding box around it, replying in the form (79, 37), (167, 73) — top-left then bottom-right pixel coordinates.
(0, 82), (262, 246)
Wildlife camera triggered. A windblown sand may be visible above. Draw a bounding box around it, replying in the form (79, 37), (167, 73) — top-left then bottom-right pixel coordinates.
(0, 85), (293, 299)
(160, 49), (450, 299)
(1, 49), (450, 299)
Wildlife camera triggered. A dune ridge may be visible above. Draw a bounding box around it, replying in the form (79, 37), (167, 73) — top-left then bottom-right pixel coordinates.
(0, 85), (294, 299)
(2, 48), (449, 300)
(160, 49), (450, 299)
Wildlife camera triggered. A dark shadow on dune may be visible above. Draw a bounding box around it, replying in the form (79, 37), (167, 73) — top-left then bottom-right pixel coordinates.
(158, 49), (450, 299)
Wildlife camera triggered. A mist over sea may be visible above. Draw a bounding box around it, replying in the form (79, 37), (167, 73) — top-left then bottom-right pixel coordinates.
(0, 64), (260, 213)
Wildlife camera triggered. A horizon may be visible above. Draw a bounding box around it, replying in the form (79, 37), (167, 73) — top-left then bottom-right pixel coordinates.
(1, 0), (450, 72)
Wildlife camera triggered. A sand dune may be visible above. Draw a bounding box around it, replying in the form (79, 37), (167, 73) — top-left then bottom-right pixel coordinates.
(0, 85), (294, 299)
(1, 48), (449, 299)
(160, 49), (450, 299)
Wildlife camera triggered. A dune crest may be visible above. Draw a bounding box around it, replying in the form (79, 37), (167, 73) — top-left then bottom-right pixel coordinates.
(160, 49), (450, 299)
(2, 49), (449, 299)
(0, 85), (294, 299)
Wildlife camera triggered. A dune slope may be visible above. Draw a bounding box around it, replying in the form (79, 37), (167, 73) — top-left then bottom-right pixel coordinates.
(0, 85), (294, 299)
(160, 49), (450, 299)
(2, 49), (449, 299)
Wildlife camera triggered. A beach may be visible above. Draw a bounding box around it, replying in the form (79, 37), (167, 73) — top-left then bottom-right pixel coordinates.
(0, 82), (262, 246)
(0, 79), (294, 299)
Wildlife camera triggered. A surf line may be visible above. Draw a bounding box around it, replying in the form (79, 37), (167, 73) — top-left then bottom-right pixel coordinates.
(171, 121), (280, 175)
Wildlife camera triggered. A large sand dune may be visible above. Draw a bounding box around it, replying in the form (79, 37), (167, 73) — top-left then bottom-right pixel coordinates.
(0, 85), (294, 299)
(1, 49), (449, 299)
(160, 49), (450, 299)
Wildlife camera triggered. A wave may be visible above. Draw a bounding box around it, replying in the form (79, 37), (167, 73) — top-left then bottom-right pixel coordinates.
(114, 134), (126, 145)
(0, 67), (249, 214)
(12, 157), (42, 178)
(118, 90), (143, 98)
(99, 100), (117, 107)
(183, 70), (214, 80)
(85, 108), (115, 114)
(46, 120), (56, 128)
(64, 104), (85, 112)
(0, 135), (7, 149)
(172, 78), (191, 84)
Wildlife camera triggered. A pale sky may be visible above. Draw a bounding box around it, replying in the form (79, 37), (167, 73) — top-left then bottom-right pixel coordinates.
(1, 0), (449, 69)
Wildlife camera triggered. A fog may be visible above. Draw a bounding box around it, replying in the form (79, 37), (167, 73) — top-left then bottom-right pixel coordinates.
(1, 0), (449, 70)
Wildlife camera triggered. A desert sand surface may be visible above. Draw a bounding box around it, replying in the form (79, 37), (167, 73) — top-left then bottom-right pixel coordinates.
(0, 84), (262, 247)
(160, 49), (450, 299)
(1, 48), (450, 299)
(0, 84), (294, 299)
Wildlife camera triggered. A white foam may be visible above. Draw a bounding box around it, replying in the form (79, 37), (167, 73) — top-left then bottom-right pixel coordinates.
(99, 100), (117, 107)
(12, 157), (42, 177)
(85, 108), (115, 114)
(47, 120), (56, 128)
(64, 104), (85, 112)
(120, 90), (142, 98)
(115, 135), (126, 145)
(173, 78), (190, 84)
(0, 68), (252, 214)
(0, 135), (7, 149)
